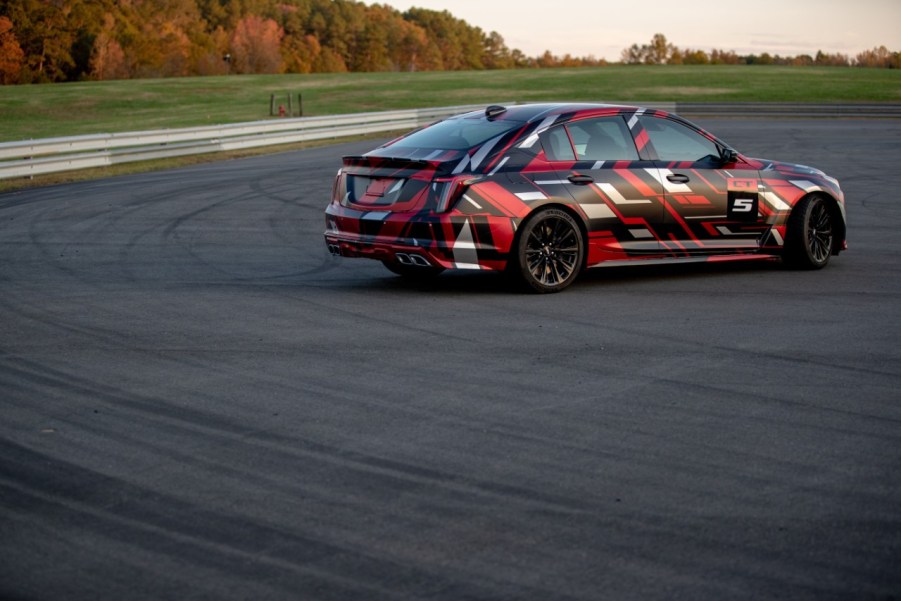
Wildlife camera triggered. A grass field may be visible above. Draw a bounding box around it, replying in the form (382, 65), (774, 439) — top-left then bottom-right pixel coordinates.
(1, 66), (900, 142)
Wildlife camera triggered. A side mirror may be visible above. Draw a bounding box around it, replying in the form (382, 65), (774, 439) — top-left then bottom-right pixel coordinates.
(721, 148), (739, 164)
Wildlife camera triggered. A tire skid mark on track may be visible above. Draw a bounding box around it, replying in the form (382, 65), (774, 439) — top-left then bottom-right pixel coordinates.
(7, 436), (882, 601)
(0, 292), (133, 349)
(184, 276), (484, 342)
(1, 356), (590, 515)
(484, 297), (901, 382)
(3, 444), (572, 601)
(648, 374), (901, 435)
(5, 346), (890, 535)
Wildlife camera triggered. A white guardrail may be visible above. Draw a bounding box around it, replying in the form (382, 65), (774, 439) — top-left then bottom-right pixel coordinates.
(8, 100), (891, 181)
(0, 103), (500, 180)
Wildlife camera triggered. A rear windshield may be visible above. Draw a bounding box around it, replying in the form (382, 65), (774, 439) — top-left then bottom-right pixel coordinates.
(390, 117), (521, 150)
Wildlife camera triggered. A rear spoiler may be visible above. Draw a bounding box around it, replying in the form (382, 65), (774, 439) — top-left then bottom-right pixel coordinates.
(341, 155), (451, 174)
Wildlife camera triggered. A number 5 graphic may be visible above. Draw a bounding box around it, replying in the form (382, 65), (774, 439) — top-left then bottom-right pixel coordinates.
(727, 192), (759, 221)
(733, 197), (755, 212)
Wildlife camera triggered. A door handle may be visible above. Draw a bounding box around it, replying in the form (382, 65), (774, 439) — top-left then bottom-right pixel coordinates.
(568, 174), (594, 185)
(667, 173), (690, 183)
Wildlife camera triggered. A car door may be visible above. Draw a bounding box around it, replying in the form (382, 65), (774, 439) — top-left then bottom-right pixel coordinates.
(637, 115), (768, 254)
(538, 115), (667, 262)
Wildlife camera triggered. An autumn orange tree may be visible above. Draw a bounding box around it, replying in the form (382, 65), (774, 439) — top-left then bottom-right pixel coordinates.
(0, 0), (605, 83)
(230, 15), (283, 74)
(856, 46), (901, 68)
(1, 2), (892, 84)
(0, 15), (23, 83)
(0, 0), (545, 82)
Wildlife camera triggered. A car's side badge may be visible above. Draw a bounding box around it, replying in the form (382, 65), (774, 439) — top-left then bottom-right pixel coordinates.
(727, 191), (760, 221)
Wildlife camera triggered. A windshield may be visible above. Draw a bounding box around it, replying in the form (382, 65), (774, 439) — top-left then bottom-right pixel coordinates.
(389, 117), (522, 150)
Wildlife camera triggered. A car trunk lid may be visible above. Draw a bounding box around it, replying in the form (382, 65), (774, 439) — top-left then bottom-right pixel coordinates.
(337, 155), (459, 213)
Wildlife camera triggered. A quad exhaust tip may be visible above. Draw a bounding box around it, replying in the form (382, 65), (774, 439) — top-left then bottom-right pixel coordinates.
(328, 245), (432, 267)
(395, 253), (432, 267)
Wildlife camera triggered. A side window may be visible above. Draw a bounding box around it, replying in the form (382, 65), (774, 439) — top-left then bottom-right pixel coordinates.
(567, 117), (639, 161)
(541, 126), (576, 161)
(638, 116), (720, 162)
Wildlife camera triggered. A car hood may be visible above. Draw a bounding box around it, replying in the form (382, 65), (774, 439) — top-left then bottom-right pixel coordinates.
(752, 158), (828, 178)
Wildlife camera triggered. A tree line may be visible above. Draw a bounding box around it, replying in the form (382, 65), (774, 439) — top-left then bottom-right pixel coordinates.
(0, 2), (898, 85)
(622, 33), (901, 68)
(0, 0), (609, 84)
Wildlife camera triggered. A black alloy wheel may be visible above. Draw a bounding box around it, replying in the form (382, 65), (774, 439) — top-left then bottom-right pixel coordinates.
(516, 208), (585, 293)
(784, 194), (834, 269)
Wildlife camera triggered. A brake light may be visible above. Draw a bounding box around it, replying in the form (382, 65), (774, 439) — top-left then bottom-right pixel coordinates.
(332, 169), (347, 204)
(434, 176), (482, 212)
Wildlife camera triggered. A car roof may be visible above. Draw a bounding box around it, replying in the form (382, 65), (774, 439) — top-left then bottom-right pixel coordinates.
(457, 103), (647, 123)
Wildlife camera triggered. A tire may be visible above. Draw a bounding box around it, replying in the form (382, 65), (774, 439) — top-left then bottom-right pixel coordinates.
(783, 195), (834, 269)
(514, 208), (585, 293)
(381, 260), (445, 279)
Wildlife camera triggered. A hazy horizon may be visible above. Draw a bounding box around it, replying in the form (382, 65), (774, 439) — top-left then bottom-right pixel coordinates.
(378, 0), (901, 61)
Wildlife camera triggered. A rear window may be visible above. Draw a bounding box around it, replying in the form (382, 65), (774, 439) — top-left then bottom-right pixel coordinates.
(390, 117), (521, 150)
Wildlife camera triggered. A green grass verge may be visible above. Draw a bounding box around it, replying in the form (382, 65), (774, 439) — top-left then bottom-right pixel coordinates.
(1, 65), (898, 193)
(1, 65), (900, 143)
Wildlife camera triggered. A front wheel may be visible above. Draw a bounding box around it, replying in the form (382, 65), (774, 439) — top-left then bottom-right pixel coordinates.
(783, 195), (834, 269)
(514, 208), (584, 293)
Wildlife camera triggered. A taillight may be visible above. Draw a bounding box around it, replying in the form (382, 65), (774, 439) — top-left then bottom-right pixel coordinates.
(434, 176), (483, 212)
(332, 169), (347, 204)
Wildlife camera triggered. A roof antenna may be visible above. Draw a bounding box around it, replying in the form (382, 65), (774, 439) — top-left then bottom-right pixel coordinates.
(485, 105), (507, 119)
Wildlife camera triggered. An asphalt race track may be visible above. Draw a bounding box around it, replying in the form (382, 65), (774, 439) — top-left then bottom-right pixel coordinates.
(1, 118), (900, 600)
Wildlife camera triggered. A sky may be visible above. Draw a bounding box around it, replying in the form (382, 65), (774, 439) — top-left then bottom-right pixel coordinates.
(376, 0), (901, 61)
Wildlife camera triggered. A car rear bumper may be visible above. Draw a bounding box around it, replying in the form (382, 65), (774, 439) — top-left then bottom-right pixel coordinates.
(323, 204), (513, 271)
(324, 233), (452, 268)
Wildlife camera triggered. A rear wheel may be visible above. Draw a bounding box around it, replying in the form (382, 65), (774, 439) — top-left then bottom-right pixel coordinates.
(514, 208), (584, 293)
(381, 260), (445, 279)
(783, 195), (834, 269)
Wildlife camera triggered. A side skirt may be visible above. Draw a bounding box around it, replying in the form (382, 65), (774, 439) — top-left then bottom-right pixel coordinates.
(587, 254), (779, 269)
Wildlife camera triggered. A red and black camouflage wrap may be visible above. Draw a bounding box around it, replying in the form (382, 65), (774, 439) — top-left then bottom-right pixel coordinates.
(324, 103), (846, 273)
